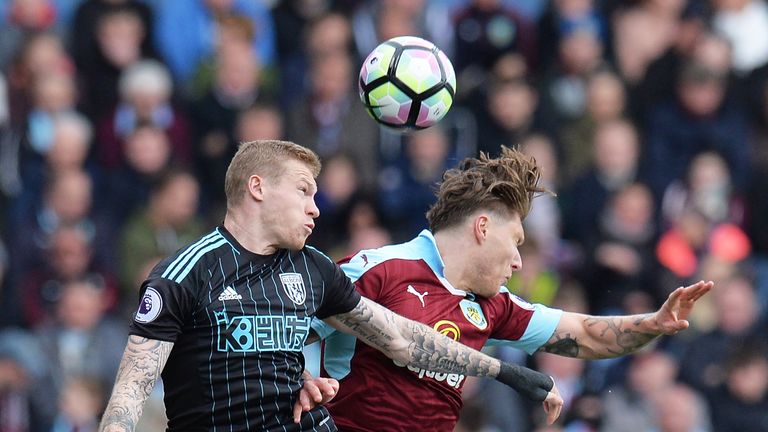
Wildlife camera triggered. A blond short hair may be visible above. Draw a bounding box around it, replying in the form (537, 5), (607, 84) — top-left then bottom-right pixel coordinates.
(224, 140), (321, 208)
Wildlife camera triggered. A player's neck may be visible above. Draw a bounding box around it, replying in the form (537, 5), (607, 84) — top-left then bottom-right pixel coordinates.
(433, 231), (473, 294)
(224, 211), (279, 255)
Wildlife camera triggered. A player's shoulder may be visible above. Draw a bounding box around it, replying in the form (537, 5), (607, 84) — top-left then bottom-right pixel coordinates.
(151, 228), (232, 283)
(344, 231), (437, 269)
(490, 286), (537, 311)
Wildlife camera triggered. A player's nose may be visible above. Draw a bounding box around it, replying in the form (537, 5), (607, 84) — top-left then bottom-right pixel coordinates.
(307, 200), (320, 218)
(511, 251), (522, 271)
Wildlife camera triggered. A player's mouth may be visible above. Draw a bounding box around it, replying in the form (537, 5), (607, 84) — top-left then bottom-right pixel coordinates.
(304, 223), (315, 234)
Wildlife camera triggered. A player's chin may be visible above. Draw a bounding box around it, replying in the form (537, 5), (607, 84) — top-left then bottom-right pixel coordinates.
(292, 233), (310, 249)
(476, 285), (501, 299)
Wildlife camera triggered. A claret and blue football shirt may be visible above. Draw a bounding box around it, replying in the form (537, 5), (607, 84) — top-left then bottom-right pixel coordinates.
(315, 230), (562, 432)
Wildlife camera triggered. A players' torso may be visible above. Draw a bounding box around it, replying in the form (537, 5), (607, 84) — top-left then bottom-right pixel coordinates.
(133, 228), (337, 431)
(325, 258), (496, 432)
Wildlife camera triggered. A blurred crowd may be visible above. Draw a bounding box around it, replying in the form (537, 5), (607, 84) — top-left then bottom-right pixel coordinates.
(0, 0), (767, 431)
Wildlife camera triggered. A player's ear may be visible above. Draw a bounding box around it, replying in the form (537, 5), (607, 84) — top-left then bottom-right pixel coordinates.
(474, 215), (489, 243)
(247, 174), (265, 201)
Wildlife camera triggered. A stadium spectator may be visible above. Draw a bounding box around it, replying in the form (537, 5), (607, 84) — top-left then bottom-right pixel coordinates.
(632, 22), (721, 124)
(559, 69), (628, 183)
(4, 32), (73, 128)
(50, 376), (104, 432)
(644, 59), (750, 196)
(562, 119), (641, 246)
(601, 350), (680, 432)
(71, 0), (156, 112)
(308, 152), (362, 252)
(610, 0), (687, 85)
(190, 37), (268, 211)
(77, 5), (159, 119)
(675, 275), (761, 393)
(0, 0), (63, 69)
(276, 11), (352, 110)
(710, 0), (768, 76)
(651, 383), (712, 432)
(103, 124), (175, 226)
(536, 0), (605, 74)
(12, 170), (116, 288)
(35, 278), (125, 406)
(153, 0), (276, 84)
(17, 224), (119, 328)
(350, 0), (455, 63)
(452, 0), (537, 81)
(378, 126), (453, 240)
(537, 10), (608, 125)
(95, 60), (191, 170)
(235, 103), (283, 142)
(9, 111), (97, 229)
(286, 50), (380, 191)
(707, 341), (768, 432)
(580, 183), (658, 313)
(0, 328), (57, 431)
(474, 77), (545, 157)
(660, 151), (744, 228)
(655, 208), (751, 286)
(21, 71), (79, 165)
(118, 169), (204, 297)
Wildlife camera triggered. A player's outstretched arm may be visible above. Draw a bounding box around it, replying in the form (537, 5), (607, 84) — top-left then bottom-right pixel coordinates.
(325, 296), (561, 406)
(99, 336), (173, 432)
(539, 280), (713, 359)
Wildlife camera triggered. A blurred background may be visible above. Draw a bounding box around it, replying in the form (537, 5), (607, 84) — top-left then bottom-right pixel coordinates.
(0, 0), (766, 431)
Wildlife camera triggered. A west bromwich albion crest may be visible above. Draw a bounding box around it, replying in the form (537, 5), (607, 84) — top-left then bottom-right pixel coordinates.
(279, 273), (306, 305)
(459, 299), (487, 330)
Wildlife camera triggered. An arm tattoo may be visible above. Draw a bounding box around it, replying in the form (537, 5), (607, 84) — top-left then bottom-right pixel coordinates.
(331, 298), (500, 378)
(541, 333), (580, 357)
(540, 313), (659, 359)
(99, 336), (174, 432)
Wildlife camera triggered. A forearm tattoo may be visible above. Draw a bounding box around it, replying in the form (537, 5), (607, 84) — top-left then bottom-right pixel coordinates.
(335, 299), (499, 378)
(541, 314), (660, 359)
(99, 336), (173, 432)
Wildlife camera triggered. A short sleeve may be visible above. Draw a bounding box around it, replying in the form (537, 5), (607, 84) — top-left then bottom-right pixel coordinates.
(310, 250), (361, 319)
(487, 291), (562, 354)
(129, 277), (198, 342)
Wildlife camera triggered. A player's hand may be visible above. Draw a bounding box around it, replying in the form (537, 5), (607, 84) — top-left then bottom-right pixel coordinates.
(495, 362), (554, 401)
(542, 380), (563, 425)
(655, 280), (713, 335)
(292, 374), (339, 423)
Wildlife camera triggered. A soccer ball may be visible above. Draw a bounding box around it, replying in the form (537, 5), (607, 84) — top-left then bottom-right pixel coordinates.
(359, 36), (456, 131)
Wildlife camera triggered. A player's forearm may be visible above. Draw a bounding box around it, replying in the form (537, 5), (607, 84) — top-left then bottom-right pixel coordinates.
(542, 313), (661, 360)
(330, 298), (553, 401)
(99, 336), (173, 432)
(396, 310), (502, 377)
(333, 297), (500, 377)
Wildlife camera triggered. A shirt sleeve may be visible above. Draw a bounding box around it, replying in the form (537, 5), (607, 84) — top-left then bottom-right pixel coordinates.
(129, 276), (198, 342)
(311, 250), (362, 319)
(486, 291), (563, 354)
